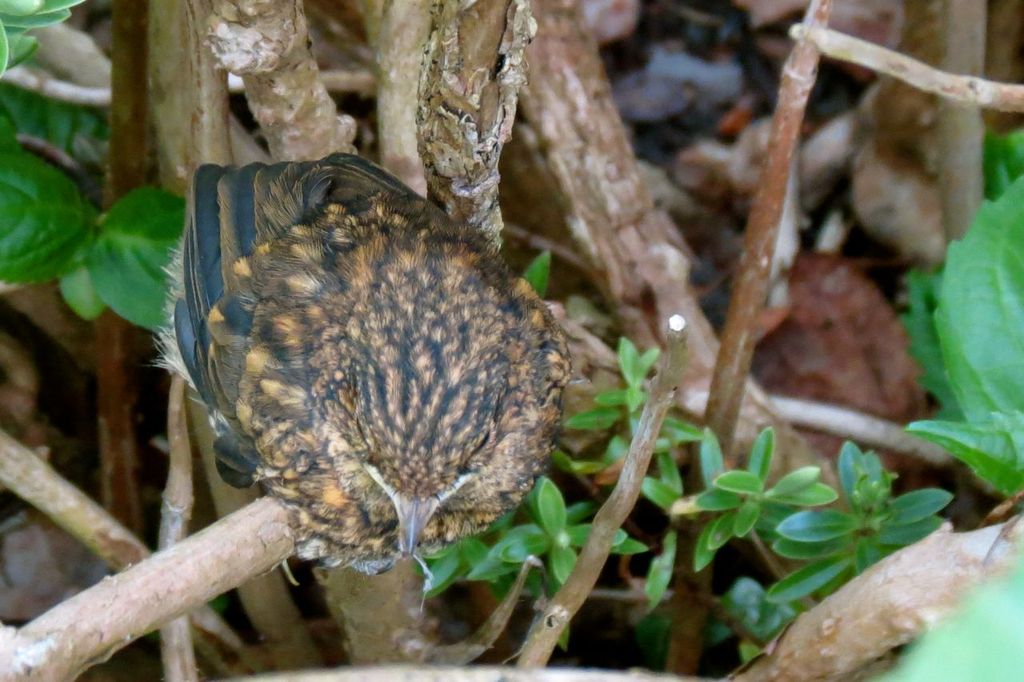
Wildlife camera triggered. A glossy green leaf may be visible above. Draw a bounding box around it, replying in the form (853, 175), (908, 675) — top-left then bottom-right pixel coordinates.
(877, 516), (942, 547)
(424, 551), (464, 597)
(0, 7), (68, 28)
(625, 384), (646, 413)
(909, 415), (1024, 495)
(87, 187), (184, 329)
(565, 501), (598, 525)
(699, 428), (724, 488)
(767, 556), (851, 603)
(522, 250), (550, 297)
(548, 545), (577, 586)
(645, 530), (676, 609)
(661, 416), (702, 445)
(901, 270), (961, 418)
(983, 129), (1024, 200)
(936, 176), (1024, 420)
(642, 476), (681, 511)
(5, 30), (34, 68)
(746, 428), (774, 481)
(713, 470), (763, 495)
(489, 525), (550, 564)
(612, 535), (648, 556)
(853, 537), (885, 574)
(706, 512), (735, 551)
(565, 407), (621, 431)
(593, 389), (628, 407)
(776, 509), (858, 542)
(59, 265), (104, 319)
(888, 488), (953, 525)
(618, 337), (646, 386)
(732, 500), (760, 537)
(766, 466), (821, 498)
(767, 483), (838, 507)
(0, 150), (95, 281)
(0, 22), (8, 74)
(551, 449), (607, 475)
(566, 523), (590, 547)
(657, 450), (682, 494)
(771, 536), (849, 560)
(721, 577), (796, 644)
(0, 0), (44, 15)
(0, 82), (107, 155)
(534, 477), (567, 535)
(696, 488), (742, 511)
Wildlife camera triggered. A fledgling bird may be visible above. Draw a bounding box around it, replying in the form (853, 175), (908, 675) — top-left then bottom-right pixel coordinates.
(163, 154), (570, 574)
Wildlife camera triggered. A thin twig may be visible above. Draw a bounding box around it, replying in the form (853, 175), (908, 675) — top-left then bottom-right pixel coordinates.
(1, 66), (109, 106)
(417, 0), (535, 244)
(0, 498), (294, 681)
(207, 0), (356, 159)
(159, 376), (199, 682)
(769, 395), (951, 466)
(791, 24), (1024, 112)
(517, 316), (689, 666)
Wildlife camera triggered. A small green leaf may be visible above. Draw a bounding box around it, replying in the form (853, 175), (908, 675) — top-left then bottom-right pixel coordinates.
(604, 435), (629, 464)
(565, 501), (598, 525)
(0, 82), (107, 155)
(747, 428), (774, 481)
(489, 525), (550, 564)
(565, 407), (621, 431)
(59, 265), (104, 319)
(699, 428), (725, 488)
(0, 24), (9, 75)
(522, 250), (551, 297)
(771, 536), (849, 560)
(618, 337), (645, 386)
(548, 545), (577, 586)
(533, 477), (567, 535)
(707, 512), (736, 551)
(87, 187), (184, 329)
(642, 477), (681, 511)
(566, 523), (590, 547)
(0, 151), (95, 281)
(714, 470), (763, 496)
(694, 519), (719, 571)
(424, 551), (464, 597)
(638, 347), (660, 377)
(888, 488), (953, 525)
(768, 483), (838, 507)
(837, 442), (861, 503)
(766, 557), (851, 603)
(625, 384), (646, 413)
(776, 510), (858, 542)
(5, 30), (35, 68)
(552, 449), (606, 475)
(613, 535), (648, 556)
(696, 488), (742, 511)
(0, 7), (69, 28)
(901, 270), (961, 418)
(877, 516), (943, 546)
(593, 389), (628, 407)
(0, 0), (44, 16)
(721, 577), (796, 644)
(657, 450), (683, 494)
(983, 129), (1024, 200)
(853, 537), (885, 574)
(645, 530), (676, 609)
(732, 500), (760, 537)
(766, 466), (821, 498)
(909, 415), (1024, 495)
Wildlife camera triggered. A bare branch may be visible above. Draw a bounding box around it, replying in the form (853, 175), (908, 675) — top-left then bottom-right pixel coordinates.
(159, 376), (198, 682)
(207, 0), (356, 159)
(417, 0), (535, 244)
(221, 667), (708, 682)
(791, 24), (1024, 112)
(1, 66), (109, 106)
(734, 521), (1024, 682)
(517, 316), (689, 666)
(0, 498), (294, 681)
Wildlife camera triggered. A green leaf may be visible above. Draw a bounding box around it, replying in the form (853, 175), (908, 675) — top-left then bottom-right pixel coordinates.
(693, 519), (719, 571)
(837, 442), (861, 504)
(877, 516), (942, 547)
(936, 176), (1024, 419)
(0, 150), (95, 281)
(766, 466), (821, 498)
(721, 577), (796, 643)
(767, 557), (851, 603)
(983, 129), (1024, 200)
(565, 407), (621, 431)
(618, 337), (645, 387)
(638, 347), (660, 378)
(565, 501), (598, 525)
(642, 477), (681, 511)
(888, 488), (953, 525)
(5, 30), (34, 68)
(548, 545), (577, 586)
(625, 384), (646, 413)
(522, 250), (551, 297)
(491, 525), (551, 564)
(0, 115), (17, 151)
(747, 428), (774, 481)
(771, 536), (849, 560)
(713, 470), (763, 495)
(657, 450), (682, 494)
(696, 488), (742, 511)
(533, 477), (567, 535)
(707, 512), (736, 551)
(551, 449), (606, 475)
(0, 7), (68, 28)
(464, 555), (518, 582)
(0, 22), (9, 75)
(612, 535), (648, 556)
(853, 537), (885, 574)
(86, 187), (183, 329)
(603, 435), (629, 464)
(732, 500), (760, 537)
(901, 270), (961, 418)
(776, 510), (858, 542)
(593, 389), (628, 407)
(661, 416), (702, 445)
(645, 530), (676, 609)
(59, 265), (104, 319)
(699, 428), (724, 488)
(424, 551), (464, 597)
(0, 83), (107, 155)
(767, 483), (838, 507)
(0, 0), (44, 16)
(909, 414), (1024, 495)
(566, 523), (590, 547)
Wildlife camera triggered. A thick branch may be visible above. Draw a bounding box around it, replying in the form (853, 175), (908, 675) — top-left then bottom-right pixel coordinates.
(417, 0), (534, 244)
(0, 498), (294, 681)
(517, 316), (689, 666)
(207, 0), (356, 160)
(734, 521), (1024, 681)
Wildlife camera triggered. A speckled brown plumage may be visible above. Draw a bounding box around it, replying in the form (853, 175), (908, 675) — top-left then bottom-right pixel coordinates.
(165, 154), (570, 573)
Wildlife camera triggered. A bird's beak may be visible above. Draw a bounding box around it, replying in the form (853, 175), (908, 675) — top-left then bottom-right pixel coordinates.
(394, 495), (440, 556)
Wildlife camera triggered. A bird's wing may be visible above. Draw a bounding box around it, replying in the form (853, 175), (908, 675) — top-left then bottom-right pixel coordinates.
(175, 154), (427, 486)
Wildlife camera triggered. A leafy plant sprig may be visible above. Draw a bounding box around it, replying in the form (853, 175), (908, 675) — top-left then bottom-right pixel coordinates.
(0, 0), (87, 75)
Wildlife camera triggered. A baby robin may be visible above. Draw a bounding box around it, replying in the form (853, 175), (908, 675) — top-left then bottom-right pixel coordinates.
(163, 154), (570, 574)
